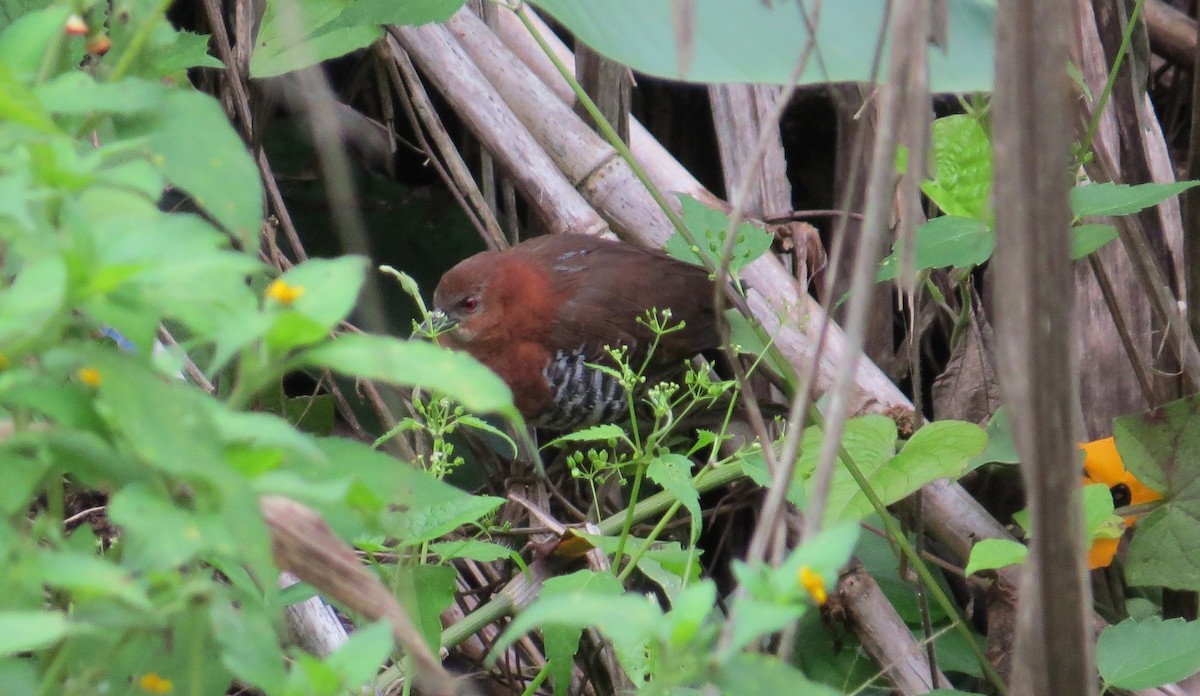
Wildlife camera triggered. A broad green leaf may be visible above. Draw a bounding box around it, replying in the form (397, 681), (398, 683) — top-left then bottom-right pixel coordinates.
(1114, 394), (1200, 590)
(922, 114), (993, 221)
(151, 30), (225, 74)
(83, 348), (227, 474)
(0, 63), (56, 134)
(969, 407), (1019, 469)
(666, 196), (772, 277)
(877, 216), (993, 282)
(662, 580), (716, 646)
(800, 415), (899, 521)
(715, 653), (840, 696)
(492, 574), (656, 664)
(0, 254), (68, 358)
(648, 453), (702, 543)
(1071, 223), (1118, 259)
(324, 621), (393, 687)
(0, 612), (69, 656)
(301, 334), (516, 418)
(531, 0), (994, 93)
(393, 565), (456, 652)
(0, 450), (51, 516)
(146, 90), (263, 249)
(1070, 181), (1200, 220)
(107, 484), (234, 571)
(964, 538), (1027, 576)
(266, 256), (367, 352)
(388, 494), (504, 545)
(0, 6), (71, 79)
(280, 438), (473, 539)
(37, 552), (151, 609)
(319, 0), (466, 34)
(210, 602), (288, 692)
(532, 570), (624, 696)
(1098, 617), (1200, 689)
(824, 419), (986, 525)
(726, 596), (804, 655)
(35, 74), (163, 114)
(251, 0), (461, 79)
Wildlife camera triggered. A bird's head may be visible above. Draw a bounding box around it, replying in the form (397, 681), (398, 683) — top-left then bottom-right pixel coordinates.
(429, 250), (557, 349)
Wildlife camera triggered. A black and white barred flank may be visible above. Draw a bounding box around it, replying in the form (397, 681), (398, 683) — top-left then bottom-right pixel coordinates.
(531, 349), (628, 430)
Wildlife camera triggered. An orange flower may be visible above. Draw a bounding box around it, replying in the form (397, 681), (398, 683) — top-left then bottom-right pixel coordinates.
(1080, 437), (1163, 509)
(77, 367), (102, 387)
(1080, 437), (1163, 569)
(138, 673), (173, 693)
(798, 566), (827, 606)
(265, 279), (304, 305)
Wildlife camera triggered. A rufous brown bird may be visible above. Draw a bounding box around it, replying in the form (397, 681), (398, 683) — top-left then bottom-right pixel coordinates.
(429, 233), (719, 430)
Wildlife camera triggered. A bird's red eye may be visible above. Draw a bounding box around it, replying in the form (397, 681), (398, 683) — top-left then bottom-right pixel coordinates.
(461, 296), (478, 312)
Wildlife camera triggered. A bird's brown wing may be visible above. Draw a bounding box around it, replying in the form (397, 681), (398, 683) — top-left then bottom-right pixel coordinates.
(517, 234), (720, 373)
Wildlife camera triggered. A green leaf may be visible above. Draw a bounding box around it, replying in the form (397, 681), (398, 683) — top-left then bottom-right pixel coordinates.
(724, 308), (791, 379)
(725, 596), (804, 655)
(324, 620), (393, 687)
(665, 195), (772, 277)
(210, 602), (288, 692)
(964, 538), (1027, 575)
(824, 420), (986, 525)
(37, 552), (152, 609)
(534, 571), (625, 696)
(34, 74), (163, 114)
(0, 63), (56, 134)
(250, 0), (393, 78)
(715, 653), (840, 696)
(922, 114), (993, 221)
(427, 540), (516, 563)
(0, 6), (71, 79)
(266, 256), (367, 352)
(1070, 181), (1200, 220)
(1098, 617), (1200, 689)
(151, 31), (225, 74)
(877, 216), (993, 282)
(529, 0), (993, 93)
(107, 484), (231, 571)
(393, 565), (456, 653)
(388, 494), (505, 545)
(300, 334), (516, 418)
(319, 0), (467, 34)
(145, 90), (263, 250)
(969, 407), (1018, 469)
(0, 254), (68, 358)
(648, 453), (702, 543)
(1071, 223), (1118, 259)
(0, 612), (69, 656)
(1114, 394), (1200, 590)
(542, 424), (627, 449)
(800, 416), (899, 522)
(492, 571), (656, 664)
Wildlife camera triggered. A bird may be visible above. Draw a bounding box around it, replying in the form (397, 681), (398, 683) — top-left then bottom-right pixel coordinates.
(427, 233), (720, 430)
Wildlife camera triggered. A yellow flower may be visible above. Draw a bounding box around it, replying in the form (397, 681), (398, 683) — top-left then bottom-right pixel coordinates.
(77, 367), (102, 387)
(138, 673), (173, 693)
(266, 279), (304, 305)
(798, 566), (828, 606)
(0, 354), (9, 370)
